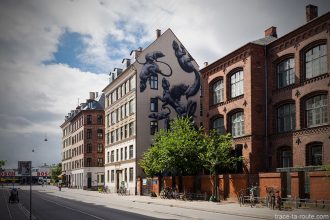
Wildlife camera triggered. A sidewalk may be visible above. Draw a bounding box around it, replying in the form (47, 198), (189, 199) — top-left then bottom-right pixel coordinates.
(39, 186), (330, 220)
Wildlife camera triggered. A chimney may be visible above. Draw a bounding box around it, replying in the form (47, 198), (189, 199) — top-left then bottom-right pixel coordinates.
(156, 29), (161, 39)
(265, 26), (277, 38)
(204, 62), (208, 67)
(306, 4), (318, 22)
(89, 92), (95, 100)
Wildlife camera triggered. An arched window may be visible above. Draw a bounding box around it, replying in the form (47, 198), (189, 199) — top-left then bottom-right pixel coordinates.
(231, 111), (244, 137)
(230, 70), (244, 98)
(306, 142), (323, 166)
(277, 147), (292, 168)
(305, 44), (327, 79)
(277, 58), (295, 88)
(305, 94), (328, 128)
(277, 103), (295, 132)
(211, 117), (225, 134)
(212, 79), (224, 104)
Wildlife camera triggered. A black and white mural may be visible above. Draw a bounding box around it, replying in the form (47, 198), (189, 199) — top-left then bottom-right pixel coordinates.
(137, 40), (201, 130)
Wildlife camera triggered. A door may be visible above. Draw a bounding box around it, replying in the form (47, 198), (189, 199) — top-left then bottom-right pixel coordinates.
(87, 172), (92, 188)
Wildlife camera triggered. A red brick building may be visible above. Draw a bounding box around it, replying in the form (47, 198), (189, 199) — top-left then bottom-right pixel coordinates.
(60, 92), (105, 190)
(201, 5), (329, 174)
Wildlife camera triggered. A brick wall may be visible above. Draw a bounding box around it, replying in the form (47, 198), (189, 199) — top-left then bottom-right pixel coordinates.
(259, 172), (287, 198)
(309, 171), (330, 200)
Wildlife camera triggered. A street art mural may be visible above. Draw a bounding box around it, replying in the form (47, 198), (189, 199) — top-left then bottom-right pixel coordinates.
(138, 40), (201, 129)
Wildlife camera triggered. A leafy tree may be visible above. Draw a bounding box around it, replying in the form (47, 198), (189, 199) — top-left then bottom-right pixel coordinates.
(0, 160), (5, 171)
(140, 117), (203, 180)
(199, 131), (242, 201)
(51, 163), (62, 183)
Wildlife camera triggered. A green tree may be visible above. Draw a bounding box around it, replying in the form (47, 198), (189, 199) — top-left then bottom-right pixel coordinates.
(51, 163), (62, 183)
(0, 160), (5, 171)
(140, 117), (203, 184)
(199, 131), (242, 201)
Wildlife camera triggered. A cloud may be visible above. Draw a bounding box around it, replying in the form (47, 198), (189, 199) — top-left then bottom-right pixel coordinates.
(0, 0), (330, 168)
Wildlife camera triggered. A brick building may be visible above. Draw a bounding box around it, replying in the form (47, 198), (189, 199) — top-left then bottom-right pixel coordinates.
(60, 92), (105, 190)
(201, 5), (329, 174)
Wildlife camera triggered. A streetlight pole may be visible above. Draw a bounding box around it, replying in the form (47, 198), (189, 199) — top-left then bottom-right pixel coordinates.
(29, 161), (32, 220)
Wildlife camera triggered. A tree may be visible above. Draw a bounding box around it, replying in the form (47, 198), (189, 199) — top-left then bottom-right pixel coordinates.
(140, 117), (203, 180)
(199, 131), (242, 201)
(0, 160), (5, 172)
(51, 163), (62, 183)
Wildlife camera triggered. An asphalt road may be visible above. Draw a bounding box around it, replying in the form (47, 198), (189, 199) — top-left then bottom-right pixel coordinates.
(0, 187), (169, 220)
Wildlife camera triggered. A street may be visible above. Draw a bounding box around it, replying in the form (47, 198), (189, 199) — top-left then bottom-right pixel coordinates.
(1, 185), (329, 220)
(0, 186), (169, 220)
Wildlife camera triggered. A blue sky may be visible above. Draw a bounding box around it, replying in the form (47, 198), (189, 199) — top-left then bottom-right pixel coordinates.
(0, 0), (329, 168)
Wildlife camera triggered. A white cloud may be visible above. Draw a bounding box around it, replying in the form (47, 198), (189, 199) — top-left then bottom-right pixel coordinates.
(0, 0), (329, 168)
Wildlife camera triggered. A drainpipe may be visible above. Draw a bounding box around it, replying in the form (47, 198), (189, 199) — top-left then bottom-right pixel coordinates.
(264, 44), (269, 171)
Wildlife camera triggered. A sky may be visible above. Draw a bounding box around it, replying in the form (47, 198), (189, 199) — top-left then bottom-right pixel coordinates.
(0, 0), (329, 169)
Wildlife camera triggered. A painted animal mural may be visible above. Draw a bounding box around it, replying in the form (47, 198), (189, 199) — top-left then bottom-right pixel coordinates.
(138, 40), (201, 130)
(136, 51), (172, 92)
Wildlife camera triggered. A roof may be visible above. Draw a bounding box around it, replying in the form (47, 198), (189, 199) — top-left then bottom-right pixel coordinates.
(251, 36), (277, 46)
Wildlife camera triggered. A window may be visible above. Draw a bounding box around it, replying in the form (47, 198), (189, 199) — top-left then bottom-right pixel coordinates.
(110, 150), (114, 162)
(86, 158), (92, 167)
(116, 149), (119, 161)
(120, 127), (123, 140)
(277, 103), (295, 132)
(129, 99), (135, 114)
(212, 117), (225, 134)
(107, 170), (109, 182)
(87, 143), (92, 153)
(87, 129), (92, 139)
(150, 98), (158, 112)
(130, 75), (136, 90)
(125, 103), (129, 117)
(150, 121), (158, 135)
(111, 111), (116, 124)
(230, 70), (244, 98)
(97, 129), (103, 139)
(305, 44), (327, 79)
(124, 124), (128, 138)
(121, 105), (125, 120)
(124, 147), (127, 160)
(231, 111), (244, 137)
(278, 58), (295, 88)
(111, 170), (114, 182)
(124, 168), (127, 182)
(97, 115), (103, 125)
(121, 84), (125, 97)
(306, 143), (323, 166)
(97, 143), (103, 153)
(129, 145), (133, 159)
(97, 158), (103, 167)
(107, 151), (110, 163)
(129, 122), (135, 136)
(87, 115), (92, 124)
(129, 167), (133, 182)
(116, 128), (119, 141)
(278, 147), (292, 168)
(212, 79), (224, 104)
(125, 81), (129, 94)
(305, 95), (328, 127)
(150, 75), (158, 89)
(120, 148), (123, 161)
(110, 131), (115, 143)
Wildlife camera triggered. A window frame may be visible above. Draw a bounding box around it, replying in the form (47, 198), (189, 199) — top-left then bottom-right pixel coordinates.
(277, 57), (295, 88)
(230, 70), (244, 98)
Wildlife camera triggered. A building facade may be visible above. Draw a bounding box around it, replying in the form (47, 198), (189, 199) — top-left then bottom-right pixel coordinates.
(201, 5), (329, 173)
(60, 92), (105, 190)
(103, 29), (201, 194)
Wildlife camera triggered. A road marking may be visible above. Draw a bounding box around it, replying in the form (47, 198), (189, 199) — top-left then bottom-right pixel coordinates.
(38, 195), (105, 220)
(2, 189), (13, 220)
